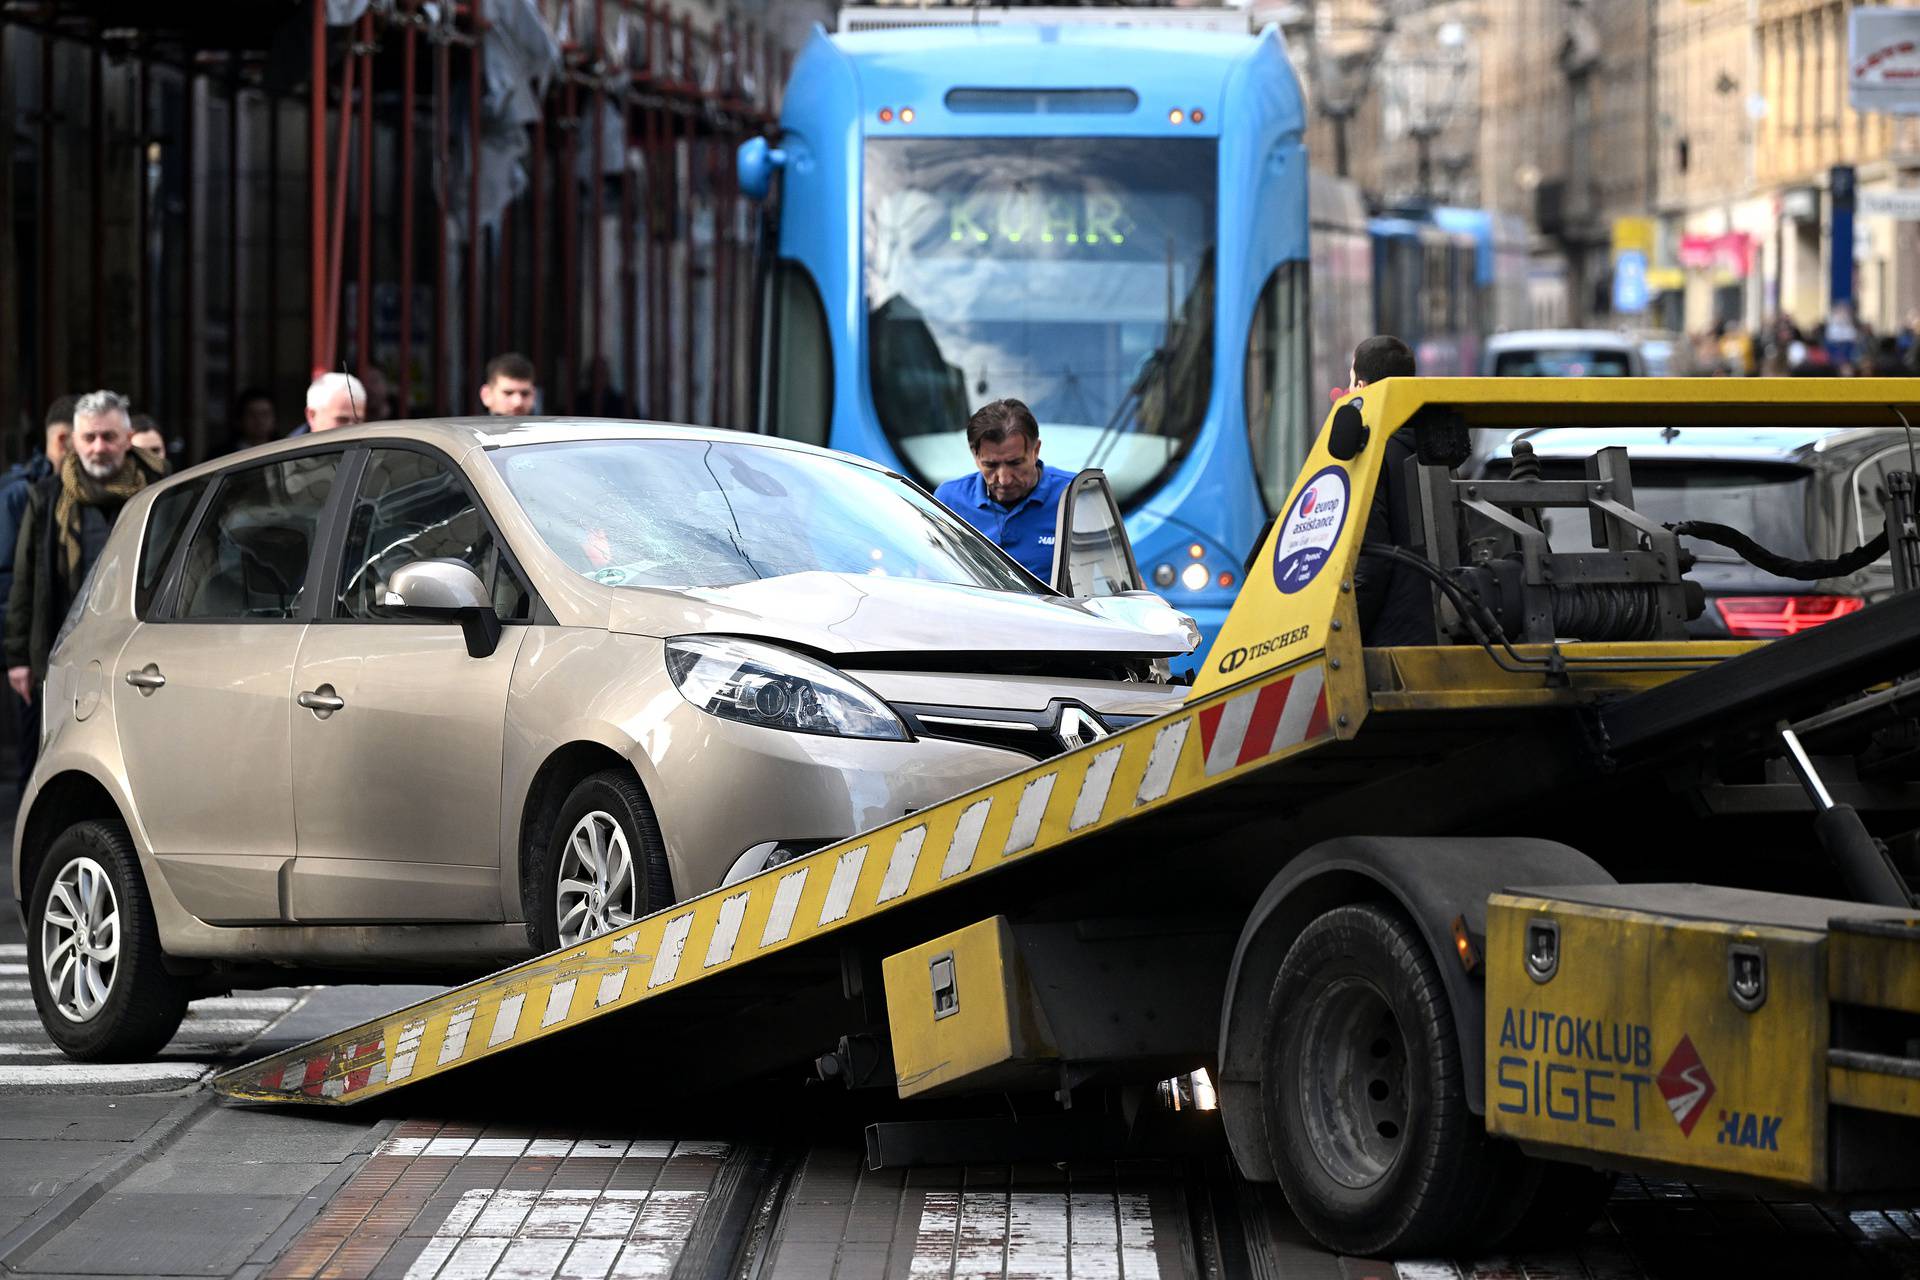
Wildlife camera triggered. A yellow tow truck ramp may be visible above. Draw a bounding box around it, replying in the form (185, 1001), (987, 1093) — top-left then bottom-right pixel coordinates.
(219, 379), (1920, 1257)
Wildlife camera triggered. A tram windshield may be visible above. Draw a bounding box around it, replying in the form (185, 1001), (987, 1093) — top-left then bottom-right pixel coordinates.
(865, 137), (1217, 507)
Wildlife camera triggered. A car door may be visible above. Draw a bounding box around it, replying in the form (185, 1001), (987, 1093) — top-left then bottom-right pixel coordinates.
(1050, 468), (1147, 597)
(285, 445), (532, 923)
(113, 450), (344, 924)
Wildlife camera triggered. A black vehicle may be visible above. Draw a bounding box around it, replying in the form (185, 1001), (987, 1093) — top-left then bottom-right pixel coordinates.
(1471, 425), (1907, 637)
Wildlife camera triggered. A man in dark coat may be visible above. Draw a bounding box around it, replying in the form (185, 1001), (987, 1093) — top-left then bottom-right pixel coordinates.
(7, 391), (158, 710)
(1343, 336), (1435, 647)
(0, 396), (74, 788)
(1245, 336), (1433, 645)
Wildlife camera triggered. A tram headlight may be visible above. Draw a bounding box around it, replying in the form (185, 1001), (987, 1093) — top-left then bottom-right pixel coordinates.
(1153, 563), (1176, 588)
(1180, 563), (1209, 592)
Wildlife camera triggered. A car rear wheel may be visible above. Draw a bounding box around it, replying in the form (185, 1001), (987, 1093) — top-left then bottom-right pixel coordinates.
(534, 770), (673, 952)
(27, 819), (188, 1060)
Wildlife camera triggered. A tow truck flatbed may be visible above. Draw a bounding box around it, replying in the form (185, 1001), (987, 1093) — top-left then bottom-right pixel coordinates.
(216, 379), (1920, 1258)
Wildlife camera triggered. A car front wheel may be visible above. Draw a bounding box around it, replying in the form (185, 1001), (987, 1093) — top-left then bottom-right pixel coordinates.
(27, 819), (188, 1060)
(533, 770), (673, 952)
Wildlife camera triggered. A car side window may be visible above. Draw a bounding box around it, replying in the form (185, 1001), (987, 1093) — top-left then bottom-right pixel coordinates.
(174, 454), (340, 621)
(135, 480), (206, 619)
(1854, 448), (1911, 548)
(335, 448), (531, 621)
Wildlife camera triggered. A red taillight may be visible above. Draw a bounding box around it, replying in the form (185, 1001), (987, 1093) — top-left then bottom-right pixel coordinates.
(1714, 594), (1864, 638)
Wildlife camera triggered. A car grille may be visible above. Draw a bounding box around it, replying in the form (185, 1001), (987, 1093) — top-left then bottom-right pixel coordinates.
(891, 701), (1150, 760)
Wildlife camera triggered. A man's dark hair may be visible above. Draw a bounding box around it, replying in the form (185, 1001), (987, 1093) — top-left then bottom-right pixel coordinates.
(1352, 335), (1416, 385)
(44, 395), (77, 430)
(483, 352), (537, 386)
(965, 399), (1040, 452)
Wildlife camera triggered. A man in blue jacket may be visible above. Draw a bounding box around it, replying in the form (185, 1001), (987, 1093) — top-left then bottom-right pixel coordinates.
(0, 396), (73, 790)
(933, 399), (1075, 582)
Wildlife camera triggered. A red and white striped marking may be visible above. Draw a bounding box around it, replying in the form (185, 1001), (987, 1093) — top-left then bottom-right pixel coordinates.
(1195, 665), (1328, 777)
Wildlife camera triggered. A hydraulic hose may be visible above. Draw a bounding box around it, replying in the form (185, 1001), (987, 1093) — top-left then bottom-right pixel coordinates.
(1667, 521), (1887, 581)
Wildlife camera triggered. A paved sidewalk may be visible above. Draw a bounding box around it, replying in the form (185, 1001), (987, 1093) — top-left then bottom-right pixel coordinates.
(0, 965), (439, 1278)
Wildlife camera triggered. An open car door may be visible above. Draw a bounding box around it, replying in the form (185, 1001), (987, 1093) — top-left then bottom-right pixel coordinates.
(1050, 468), (1146, 597)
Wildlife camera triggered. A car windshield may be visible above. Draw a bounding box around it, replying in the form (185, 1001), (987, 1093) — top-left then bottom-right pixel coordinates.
(1535, 460), (1814, 562)
(1493, 348), (1634, 377)
(490, 438), (1041, 592)
(865, 136), (1217, 507)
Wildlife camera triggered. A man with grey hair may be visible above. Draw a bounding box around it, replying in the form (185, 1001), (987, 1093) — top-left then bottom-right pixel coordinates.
(290, 371), (366, 435)
(7, 390), (160, 705)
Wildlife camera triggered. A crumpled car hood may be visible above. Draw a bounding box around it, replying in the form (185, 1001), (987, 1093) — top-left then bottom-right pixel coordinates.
(605, 571), (1196, 658)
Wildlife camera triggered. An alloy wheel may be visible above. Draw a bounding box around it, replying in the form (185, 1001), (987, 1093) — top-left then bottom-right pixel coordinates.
(555, 810), (637, 946)
(40, 855), (120, 1022)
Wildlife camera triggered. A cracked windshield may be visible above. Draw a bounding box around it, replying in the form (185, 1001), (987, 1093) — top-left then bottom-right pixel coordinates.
(491, 438), (1037, 592)
(866, 136), (1217, 506)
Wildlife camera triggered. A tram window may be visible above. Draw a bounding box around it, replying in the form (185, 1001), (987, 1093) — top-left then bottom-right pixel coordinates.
(769, 261), (833, 446)
(1245, 260), (1312, 516)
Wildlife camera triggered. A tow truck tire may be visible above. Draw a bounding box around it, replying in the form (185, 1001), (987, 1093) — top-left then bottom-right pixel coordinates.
(26, 819), (188, 1061)
(533, 770), (673, 952)
(1261, 903), (1508, 1257)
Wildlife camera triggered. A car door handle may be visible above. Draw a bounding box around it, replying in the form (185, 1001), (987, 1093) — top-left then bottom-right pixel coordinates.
(296, 687), (345, 714)
(124, 665), (166, 692)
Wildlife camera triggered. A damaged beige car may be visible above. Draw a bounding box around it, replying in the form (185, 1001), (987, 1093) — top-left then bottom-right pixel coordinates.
(12, 420), (1194, 1058)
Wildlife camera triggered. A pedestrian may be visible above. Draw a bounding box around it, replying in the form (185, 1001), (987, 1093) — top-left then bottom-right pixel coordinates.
(229, 386), (281, 452)
(0, 396), (73, 790)
(360, 364), (399, 421)
(479, 352), (539, 416)
(129, 413), (176, 474)
(290, 372), (367, 435)
(6, 391), (161, 712)
(932, 398), (1075, 581)
(1244, 336), (1431, 644)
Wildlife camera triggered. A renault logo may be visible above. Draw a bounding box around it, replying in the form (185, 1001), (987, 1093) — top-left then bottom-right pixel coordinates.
(1056, 706), (1111, 750)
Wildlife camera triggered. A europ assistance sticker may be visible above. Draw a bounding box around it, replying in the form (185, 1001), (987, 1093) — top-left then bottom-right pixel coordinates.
(1271, 465), (1350, 594)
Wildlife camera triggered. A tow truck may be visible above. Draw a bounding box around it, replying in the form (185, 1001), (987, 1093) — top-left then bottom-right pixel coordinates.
(215, 379), (1920, 1258)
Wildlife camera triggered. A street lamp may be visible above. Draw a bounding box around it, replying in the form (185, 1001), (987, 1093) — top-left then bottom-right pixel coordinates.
(1280, 2), (1392, 180)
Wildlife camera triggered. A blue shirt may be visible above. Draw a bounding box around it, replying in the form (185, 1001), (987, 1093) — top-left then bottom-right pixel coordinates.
(934, 464), (1076, 581)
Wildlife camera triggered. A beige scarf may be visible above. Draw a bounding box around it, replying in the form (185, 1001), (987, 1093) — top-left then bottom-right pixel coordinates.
(53, 451), (153, 583)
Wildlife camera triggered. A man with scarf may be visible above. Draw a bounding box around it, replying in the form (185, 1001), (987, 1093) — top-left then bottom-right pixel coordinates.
(7, 390), (160, 708)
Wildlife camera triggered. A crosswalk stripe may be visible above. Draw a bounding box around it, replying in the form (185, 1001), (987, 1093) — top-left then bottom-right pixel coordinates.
(0, 1016), (272, 1036)
(0, 1062), (212, 1085)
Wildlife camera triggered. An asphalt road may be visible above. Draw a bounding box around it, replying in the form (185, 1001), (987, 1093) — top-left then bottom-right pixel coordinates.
(7, 808), (1920, 1277)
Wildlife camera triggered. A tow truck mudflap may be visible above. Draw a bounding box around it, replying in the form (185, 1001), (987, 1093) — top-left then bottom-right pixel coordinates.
(1485, 884), (1920, 1193)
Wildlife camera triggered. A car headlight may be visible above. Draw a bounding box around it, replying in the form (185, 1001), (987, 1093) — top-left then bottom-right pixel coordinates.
(665, 636), (909, 741)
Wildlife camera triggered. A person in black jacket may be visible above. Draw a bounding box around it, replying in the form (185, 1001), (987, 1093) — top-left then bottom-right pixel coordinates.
(0, 396), (73, 788)
(1343, 336), (1436, 646)
(1245, 335), (1433, 645)
(7, 391), (161, 710)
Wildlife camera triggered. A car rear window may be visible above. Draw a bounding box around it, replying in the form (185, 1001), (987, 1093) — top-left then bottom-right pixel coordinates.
(1534, 460), (1814, 562)
(1493, 349), (1634, 377)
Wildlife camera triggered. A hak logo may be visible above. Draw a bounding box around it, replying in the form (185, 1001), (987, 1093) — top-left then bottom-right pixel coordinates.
(1716, 1109), (1783, 1152)
(1655, 1034), (1716, 1136)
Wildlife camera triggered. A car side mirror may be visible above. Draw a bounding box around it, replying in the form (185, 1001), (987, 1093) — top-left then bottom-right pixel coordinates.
(1051, 469), (1145, 597)
(381, 559), (501, 659)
